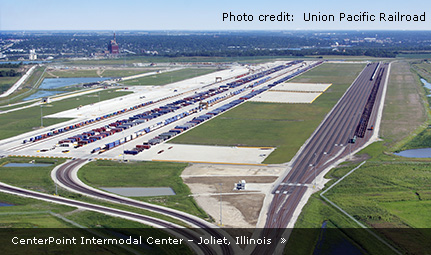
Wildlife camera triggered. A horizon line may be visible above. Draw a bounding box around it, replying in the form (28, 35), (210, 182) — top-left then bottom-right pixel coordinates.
(2, 29), (431, 32)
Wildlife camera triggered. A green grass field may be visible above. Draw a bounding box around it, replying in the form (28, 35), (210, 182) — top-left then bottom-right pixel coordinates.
(0, 76), (20, 94)
(170, 63), (365, 163)
(78, 160), (210, 220)
(399, 128), (431, 151)
(0, 66), (22, 93)
(380, 61), (429, 149)
(0, 89), (130, 140)
(122, 68), (217, 86)
(397, 53), (431, 59)
(0, 158), (65, 193)
(0, 212), (73, 228)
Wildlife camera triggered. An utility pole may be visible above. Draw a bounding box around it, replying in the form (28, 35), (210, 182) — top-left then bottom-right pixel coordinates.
(313, 153), (317, 188)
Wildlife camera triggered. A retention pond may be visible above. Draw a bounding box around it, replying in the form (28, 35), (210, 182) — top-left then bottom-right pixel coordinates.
(24, 77), (112, 101)
(394, 148), (431, 158)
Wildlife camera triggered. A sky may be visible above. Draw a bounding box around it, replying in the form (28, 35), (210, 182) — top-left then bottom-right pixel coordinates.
(0, 0), (430, 30)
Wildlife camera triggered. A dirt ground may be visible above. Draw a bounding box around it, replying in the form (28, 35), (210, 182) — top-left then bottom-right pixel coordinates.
(181, 163), (286, 228)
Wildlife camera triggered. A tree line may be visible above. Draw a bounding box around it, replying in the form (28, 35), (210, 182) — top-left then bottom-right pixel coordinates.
(0, 69), (21, 77)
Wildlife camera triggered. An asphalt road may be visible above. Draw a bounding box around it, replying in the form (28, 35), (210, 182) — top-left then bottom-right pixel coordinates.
(54, 158), (234, 255)
(0, 178), (217, 255)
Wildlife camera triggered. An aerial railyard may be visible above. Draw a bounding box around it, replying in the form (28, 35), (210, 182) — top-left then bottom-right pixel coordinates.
(3, 60), (323, 163)
(2, 1), (431, 254)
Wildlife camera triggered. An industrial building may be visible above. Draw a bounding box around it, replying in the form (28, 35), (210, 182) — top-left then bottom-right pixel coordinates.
(108, 33), (119, 54)
(29, 49), (37, 60)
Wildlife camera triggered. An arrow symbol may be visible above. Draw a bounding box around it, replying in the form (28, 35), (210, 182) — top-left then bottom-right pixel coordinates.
(281, 238), (286, 244)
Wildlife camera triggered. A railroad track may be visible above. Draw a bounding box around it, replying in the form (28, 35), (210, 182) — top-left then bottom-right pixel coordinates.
(6, 68), (248, 153)
(252, 63), (389, 254)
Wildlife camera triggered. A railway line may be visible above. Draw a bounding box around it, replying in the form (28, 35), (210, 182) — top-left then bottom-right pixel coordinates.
(252, 62), (389, 254)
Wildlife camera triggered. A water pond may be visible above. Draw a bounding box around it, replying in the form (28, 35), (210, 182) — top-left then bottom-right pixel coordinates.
(23, 77), (111, 101)
(0, 202), (14, 207)
(394, 148), (431, 158)
(39, 77), (112, 90)
(23, 90), (67, 101)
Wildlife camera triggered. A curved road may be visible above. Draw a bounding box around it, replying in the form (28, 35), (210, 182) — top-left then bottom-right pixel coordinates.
(53, 158), (235, 255)
(0, 180), (215, 255)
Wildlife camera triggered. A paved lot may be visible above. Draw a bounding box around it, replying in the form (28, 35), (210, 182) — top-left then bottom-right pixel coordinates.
(250, 91), (323, 103)
(133, 143), (274, 164)
(270, 82), (331, 92)
(250, 82), (332, 104)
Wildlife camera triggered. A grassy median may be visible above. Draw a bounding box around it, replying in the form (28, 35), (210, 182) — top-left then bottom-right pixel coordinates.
(78, 160), (210, 220)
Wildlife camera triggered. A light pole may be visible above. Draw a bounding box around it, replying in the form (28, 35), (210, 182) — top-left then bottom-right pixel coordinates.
(319, 151), (329, 187)
(40, 104), (44, 128)
(122, 130), (125, 162)
(219, 183), (223, 226)
(311, 152), (317, 189)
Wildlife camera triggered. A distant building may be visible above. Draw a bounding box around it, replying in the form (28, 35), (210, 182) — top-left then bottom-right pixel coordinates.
(108, 33), (119, 54)
(29, 49), (37, 60)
